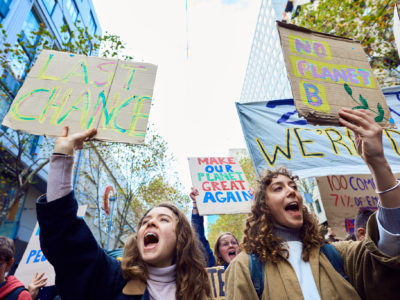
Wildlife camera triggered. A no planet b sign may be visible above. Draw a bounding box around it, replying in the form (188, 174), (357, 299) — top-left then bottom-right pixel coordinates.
(188, 157), (252, 215)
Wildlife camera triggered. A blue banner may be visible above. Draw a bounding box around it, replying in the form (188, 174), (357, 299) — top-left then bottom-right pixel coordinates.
(236, 86), (400, 178)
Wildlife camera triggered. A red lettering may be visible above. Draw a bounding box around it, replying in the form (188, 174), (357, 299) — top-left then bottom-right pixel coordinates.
(236, 180), (246, 190)
(202, 182), (211, 191)
(221, 181), (229, 190)
(331, 194), (339, 206)
(230, 181), (239, 190)
(332, 176), (341, 190)
(227, 157), (235, 164)
(340, 176), (348, 190)
(198, 158), (209, 165)
(217, 157), (228, 164)
(211, 182), (220, 191)
(210, 158), (219, 164)
(326, 176), (334, 191)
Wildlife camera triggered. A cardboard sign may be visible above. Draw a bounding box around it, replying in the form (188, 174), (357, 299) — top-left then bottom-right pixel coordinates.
(277, 22), (394, 128)
(207, 266), (225, 300)
(14, 205), (87, 286)
(316, 174), (400, 239)
(188, 157), (252, 215)
(2, 50), (157, 144)
(236, 88), (400, 179)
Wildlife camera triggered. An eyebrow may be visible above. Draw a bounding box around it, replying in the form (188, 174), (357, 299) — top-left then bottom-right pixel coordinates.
(271, 180), (295, 186)
(143, 213), (173, 220)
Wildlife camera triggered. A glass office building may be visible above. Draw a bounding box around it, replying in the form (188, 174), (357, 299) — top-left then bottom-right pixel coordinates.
(240, 0), (292, 102)
(0, 0), (101, 252)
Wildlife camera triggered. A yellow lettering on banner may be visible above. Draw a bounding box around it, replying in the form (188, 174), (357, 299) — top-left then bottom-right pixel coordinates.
(344, 128), (359, 156)
(299, 80), (330, 112)
(256, 129), (292, 168)
(289, 34), (332, 60)
(207, 266), (225, 300)
(289, 55), (376, 89)
(293, 128), (325, 158)
(383, 129), (400, 156)
(323, 128), (355, 155)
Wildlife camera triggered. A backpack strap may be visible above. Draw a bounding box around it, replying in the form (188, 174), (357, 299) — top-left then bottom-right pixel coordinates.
(5, 286), (28, 300)
(249, 254), (264, 300)
(320, 243), (349, 282)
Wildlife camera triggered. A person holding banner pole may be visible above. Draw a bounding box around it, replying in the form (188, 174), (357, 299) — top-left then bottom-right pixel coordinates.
(190, 188), (240, 268)
(225, 109), (400, 300)
(35, 126), (211, 300)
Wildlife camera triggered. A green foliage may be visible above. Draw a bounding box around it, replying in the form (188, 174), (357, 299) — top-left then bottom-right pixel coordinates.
(77, 130), (190, 248)
(207, 213), (247, 250)
(0, 19), (133, 228)
(293, 0), (400, 86)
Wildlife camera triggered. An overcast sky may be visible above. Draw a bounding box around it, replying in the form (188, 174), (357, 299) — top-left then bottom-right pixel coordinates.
(92, 0), (261, 190)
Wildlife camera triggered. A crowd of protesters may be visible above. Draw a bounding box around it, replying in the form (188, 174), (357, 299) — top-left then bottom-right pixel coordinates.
(1, 108), (399, 300)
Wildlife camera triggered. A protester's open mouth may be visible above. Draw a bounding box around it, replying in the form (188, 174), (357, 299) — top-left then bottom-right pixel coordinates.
(228, 250), (237, 258)
(285, 202), (299, 212)
(144, 232), (159, 247)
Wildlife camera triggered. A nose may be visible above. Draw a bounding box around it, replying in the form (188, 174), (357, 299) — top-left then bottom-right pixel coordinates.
(286, 186), (297, 196)
(145, 218), (157, 228)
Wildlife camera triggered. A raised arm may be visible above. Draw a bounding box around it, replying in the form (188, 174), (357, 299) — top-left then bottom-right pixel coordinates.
(47, 126), (97, 202)
(38, 126), (125, 299)
(190, 187), (216, 267)
(338, 109), (400, 208)
(339, 108), (400, 256)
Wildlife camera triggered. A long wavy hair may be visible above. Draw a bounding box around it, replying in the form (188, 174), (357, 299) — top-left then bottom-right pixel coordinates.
(242, 167), (324, 263)
(214, 232), (239, 266)
(121, 203), (211, 300)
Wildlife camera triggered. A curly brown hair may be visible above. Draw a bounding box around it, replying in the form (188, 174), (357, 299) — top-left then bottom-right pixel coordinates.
(121, 203), (211, 300)
(214, 232), (239, 266)
(242, 167), (323, 263)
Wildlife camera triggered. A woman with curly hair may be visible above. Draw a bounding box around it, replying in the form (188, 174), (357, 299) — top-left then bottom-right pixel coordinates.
(190, 188), (240, 268)
(36, 127), (211, 300)
(225, 109), (400, 300)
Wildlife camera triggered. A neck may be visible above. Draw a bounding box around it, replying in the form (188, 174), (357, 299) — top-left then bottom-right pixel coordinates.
(273, 224), (301, 242)
(147, 264), (176, 283)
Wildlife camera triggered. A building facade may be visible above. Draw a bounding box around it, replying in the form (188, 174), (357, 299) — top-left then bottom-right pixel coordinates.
(240, 0), (293, 102)
(0, 0), (102, 261)
(239, 0), (327, 223)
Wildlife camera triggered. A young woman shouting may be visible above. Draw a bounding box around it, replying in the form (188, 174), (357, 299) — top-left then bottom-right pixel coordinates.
(37, 127), (211, 300)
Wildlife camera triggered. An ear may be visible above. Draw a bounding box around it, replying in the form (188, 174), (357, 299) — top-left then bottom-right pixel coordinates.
(5, 258), (14, 272)
(357, 228), (366, 241)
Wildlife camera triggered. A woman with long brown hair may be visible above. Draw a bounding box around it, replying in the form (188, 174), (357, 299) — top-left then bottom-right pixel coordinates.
(36, 127), (211, 300)
(225, 109), (400, 300)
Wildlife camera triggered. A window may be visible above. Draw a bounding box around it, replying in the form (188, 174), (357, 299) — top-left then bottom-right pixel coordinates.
(88, 11), (96, 35)
(20, 10), (40, 46)
(0, 0), (11, 22)
(8, 10), (41, 79)
(42, 0), (56, 15)
(315, 200), (322, 214)
(66, 0), (78, 22)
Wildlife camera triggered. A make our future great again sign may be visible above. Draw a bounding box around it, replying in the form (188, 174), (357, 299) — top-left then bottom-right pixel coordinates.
(2, 50), (157, 144)
(277, 22), (394, 128)
(188, 157), (252, 215)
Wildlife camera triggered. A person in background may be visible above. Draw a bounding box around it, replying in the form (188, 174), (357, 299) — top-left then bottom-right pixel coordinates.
(354, 208), (375, 241)
(225, 109), (400, 300)
(36, 126), (211, 300)
(191, 188), (240, 268)
(0, 236), (31, 299)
